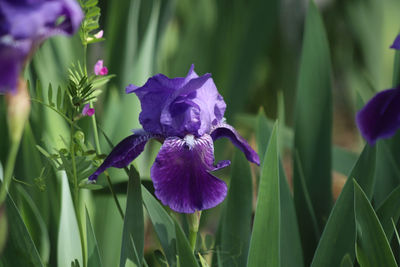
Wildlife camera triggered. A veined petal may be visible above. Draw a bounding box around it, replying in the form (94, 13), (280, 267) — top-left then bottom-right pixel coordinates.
(211, 123), (260, 165)
(356, 87), (400, 144)
(150, 134), (228, 213)
(88, 130), (155, 181)
(390, 34), (400, 50)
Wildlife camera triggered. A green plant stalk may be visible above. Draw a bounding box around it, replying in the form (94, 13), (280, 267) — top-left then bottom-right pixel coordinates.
(82, 35), (124, 220)
(187, 211), (201, 253)
(0, 139), (21, 204)
(70, 118), (87, 267)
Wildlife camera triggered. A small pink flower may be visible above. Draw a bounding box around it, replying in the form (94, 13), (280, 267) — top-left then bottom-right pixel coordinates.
(82, 104), (95, 116)
(94, 60), (108, 76)
(94, 30), (104, 39)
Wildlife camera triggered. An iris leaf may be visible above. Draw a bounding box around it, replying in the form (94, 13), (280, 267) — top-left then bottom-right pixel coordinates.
(292, 1), (333, 263)
(142, 186), (177, 267)
(354, 180), (396, 267)
(376, 185), (400, 241)
(247, 121), (279, 266)
(311, 145), (376, 267)
(0, 194), (44, 267)
(120, 167), (144, 267)
(86, 208), (103, 267)
(220, 152), (252, 267)
(174, 218), (199, 267)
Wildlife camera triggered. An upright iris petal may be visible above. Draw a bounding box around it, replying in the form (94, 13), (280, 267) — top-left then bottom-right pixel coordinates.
(0, 0), (83, 94)
(89, 65), (259, 213)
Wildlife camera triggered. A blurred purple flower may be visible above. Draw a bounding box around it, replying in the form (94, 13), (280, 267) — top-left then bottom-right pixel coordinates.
(82, 103), (94, 116)
(89, 65), (260, 213)
(356, 86), (400, 145)
(94, 59), (108, 76)
(391, 34), (400, 50)
(0, 0), (83, 94)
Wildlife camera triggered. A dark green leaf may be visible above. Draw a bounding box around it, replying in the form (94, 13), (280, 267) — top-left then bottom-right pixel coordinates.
(247, 122), (279, 267)
(220, 152), (252, 267)
(142, 186), (176, 267)
(86, 208), (103, 267)
(376, 185), (400, 241)
(340, 254), (353, 267)
(292, 1), (333, 263)
(120, 167), (143, 267)
(0, 195), (44, 267)
(174, 219), (199, 267)
(354, 180), (396, 267)
(311, 145), (376, 267)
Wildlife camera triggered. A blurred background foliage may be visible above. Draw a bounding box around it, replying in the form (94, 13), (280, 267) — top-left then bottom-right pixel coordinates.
(1, 0), (400, 266)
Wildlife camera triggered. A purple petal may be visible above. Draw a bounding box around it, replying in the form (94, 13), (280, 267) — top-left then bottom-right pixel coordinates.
(151, 134), (228, 213)
(356, 87), (400, 144)
(0, 0), (83, 94)
(211, 123), (260, 165)
(0, 41), (30, 94)
(127, 64), (226, 137)
(88, 130), (154, 181)
(82, 103), (94, 116)
(0, 0), (83, 40)
(390, 34), (400, 50)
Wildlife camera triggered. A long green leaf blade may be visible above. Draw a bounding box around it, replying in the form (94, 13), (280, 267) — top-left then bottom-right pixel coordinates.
(311, 145), (376, 267)
(220, 152), (252, 267)
(142, 186), (177, 267)
(174, 219), (199, 267)
(86, 208), (103, 267)
(120, 167), (144, 267)
(247, 122), (280, 267)
(292, 1), (333, 263)
(0, 195), (44, 267)
(354, 180), (396, 267)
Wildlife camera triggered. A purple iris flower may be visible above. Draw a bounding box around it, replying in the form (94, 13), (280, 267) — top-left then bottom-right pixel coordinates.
(391, 34), (400, 50)
(0, 0), (83, 94)
(89, 65), (260, 213)
(356, 86), (400, 145)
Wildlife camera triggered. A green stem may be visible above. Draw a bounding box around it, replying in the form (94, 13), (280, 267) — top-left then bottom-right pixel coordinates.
(83, 42), (124, 221)
(187, 211), (201, 253)
(0, 139), (21, 204)
(90, 103), (101, 154)
(70, 118), (87, 267)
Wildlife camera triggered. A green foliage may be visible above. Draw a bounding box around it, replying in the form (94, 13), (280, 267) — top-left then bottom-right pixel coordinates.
(247, 122), (280, 267)
(292, 1), (333, 264)
(120, 167), (143, 267)
(3, 0), (400, 267)
(354, 181), (397, 267)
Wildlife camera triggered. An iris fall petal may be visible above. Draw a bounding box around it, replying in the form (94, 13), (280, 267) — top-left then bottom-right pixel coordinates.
(88, 131), (154, 181)
(356, 87), (400, 144)
(151, 135), (228, 213)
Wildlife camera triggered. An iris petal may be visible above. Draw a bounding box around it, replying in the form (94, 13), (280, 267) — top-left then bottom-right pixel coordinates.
(88, 130), (154, 181)
(211, 123), (260, 165)
(390, 34), (400, 50)
(356, 87), (400, 144)
(150, 135), (228, 213)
